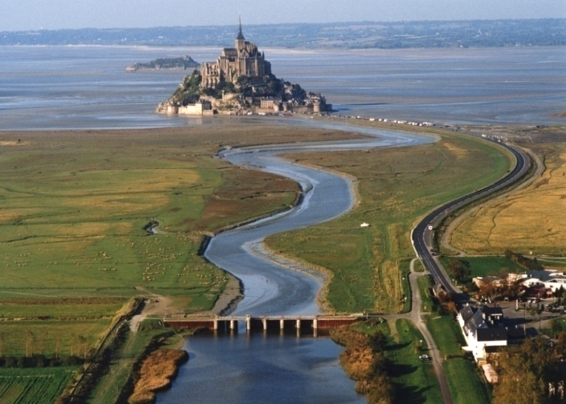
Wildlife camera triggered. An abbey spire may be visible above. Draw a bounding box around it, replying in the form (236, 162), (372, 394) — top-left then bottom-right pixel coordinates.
(236, 15), (245, 41)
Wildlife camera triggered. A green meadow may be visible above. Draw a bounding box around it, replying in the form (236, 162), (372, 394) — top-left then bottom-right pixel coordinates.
(386, 319), (443, 404)
(266, 130), (513, 313)
(1, 126), (349, 306)
(426, 314), (490, 404)
(0, 125), (354, 402)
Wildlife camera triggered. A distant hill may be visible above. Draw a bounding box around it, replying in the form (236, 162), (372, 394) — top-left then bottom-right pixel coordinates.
(1, 19), (564, 49)
(125, 55), (200, 71)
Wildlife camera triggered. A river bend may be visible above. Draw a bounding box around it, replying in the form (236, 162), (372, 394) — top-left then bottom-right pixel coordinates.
(206, 122), (435, 316)
(157, 122), (435, 404)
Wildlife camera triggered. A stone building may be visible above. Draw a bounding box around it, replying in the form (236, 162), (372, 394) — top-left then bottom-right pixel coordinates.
(200, 18), (271, 88)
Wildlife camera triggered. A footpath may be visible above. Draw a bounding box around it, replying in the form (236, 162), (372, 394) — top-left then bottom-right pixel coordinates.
(382, 258), (453, 404)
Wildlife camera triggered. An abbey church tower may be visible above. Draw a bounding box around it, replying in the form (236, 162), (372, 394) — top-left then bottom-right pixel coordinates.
(235, 16), (246, 52)
(200, 18), (271, 88)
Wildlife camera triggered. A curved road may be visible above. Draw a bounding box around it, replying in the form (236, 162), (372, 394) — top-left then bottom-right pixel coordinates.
(411, 139), (531, 299)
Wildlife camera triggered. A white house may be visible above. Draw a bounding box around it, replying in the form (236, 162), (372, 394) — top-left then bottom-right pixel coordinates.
(457, 305), (507, 362)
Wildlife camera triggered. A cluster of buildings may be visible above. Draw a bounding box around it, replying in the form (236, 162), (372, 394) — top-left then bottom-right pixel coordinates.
(159, 19), (331, 116)
(257, 89), (330, 114)
(473, 269), (566, 300)
(520, 269), (566, 295)
(454, 268), (566, 382)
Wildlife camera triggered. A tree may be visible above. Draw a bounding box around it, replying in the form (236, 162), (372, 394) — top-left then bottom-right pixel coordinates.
(493, 337), (559, 403)
(551, 320), (565, 339)
(478, 280), (497, 301)
(493, 359), (545, 404)
(448, 259), (471, 283)
(555, 331), (566, 360)
(527, 305), (544, 329)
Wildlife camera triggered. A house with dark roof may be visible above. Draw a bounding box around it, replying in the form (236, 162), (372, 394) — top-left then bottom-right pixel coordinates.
(457, 304), (508, 362)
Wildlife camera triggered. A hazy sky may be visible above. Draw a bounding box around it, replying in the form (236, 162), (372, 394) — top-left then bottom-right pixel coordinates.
(1, 0), (565, 31)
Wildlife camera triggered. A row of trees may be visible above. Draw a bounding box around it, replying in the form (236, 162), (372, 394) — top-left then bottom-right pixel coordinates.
(505, 249), (544, 271)
(0, 332), (91, 362)
(0, 354), (84, 369)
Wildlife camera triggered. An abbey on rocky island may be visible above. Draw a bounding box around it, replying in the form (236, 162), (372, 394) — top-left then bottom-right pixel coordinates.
(200, 18), (271, 89)
(157, 18), (331, 116)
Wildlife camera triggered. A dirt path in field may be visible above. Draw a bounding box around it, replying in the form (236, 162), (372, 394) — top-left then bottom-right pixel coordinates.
(129, 287), (174, 332)
(382, 258), (453, 404)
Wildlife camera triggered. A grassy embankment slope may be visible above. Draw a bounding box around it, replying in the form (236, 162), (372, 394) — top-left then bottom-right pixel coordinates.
(450, 134), (566, 260)
(266, 127), (512, 313)
(0, 125), (359, 403)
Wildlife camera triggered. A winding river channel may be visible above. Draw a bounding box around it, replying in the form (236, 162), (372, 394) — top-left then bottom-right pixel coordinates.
(157, 121), (434, 404)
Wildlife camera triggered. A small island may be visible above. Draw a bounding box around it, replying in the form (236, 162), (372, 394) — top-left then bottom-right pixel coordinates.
(157, 20), (331, 116)
(126, 55), (200, 72)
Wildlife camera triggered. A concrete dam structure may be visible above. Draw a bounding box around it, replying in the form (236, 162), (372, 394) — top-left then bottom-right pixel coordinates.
(164, 315), (359, 336)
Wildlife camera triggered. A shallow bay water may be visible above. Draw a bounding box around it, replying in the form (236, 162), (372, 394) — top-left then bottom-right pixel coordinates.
(0, 45), (564, 129)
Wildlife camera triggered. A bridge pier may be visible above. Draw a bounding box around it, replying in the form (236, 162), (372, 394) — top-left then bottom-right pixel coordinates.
(230, 319), (236, 330)
(246, 315), (251, 331)
(262, 317), (268, 331)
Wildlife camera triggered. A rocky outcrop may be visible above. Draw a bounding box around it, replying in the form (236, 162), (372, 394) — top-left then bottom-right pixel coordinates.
(126, 56), (199, 72)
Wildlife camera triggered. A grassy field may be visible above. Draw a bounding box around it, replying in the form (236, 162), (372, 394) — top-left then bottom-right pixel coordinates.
(0, 297), (124, 319)
(0, 125), (357, 365)
(385, 319), (442, 404)
(450, 140), (566, 257)
(0, 128), (306, 304)
(425, 314), (490, 404)
(425, 315), (465, 358)
(266, 131), (512, 313)
(439, 256), (527, 278)
(0, 367), (75, 404)
(0, 319), (110, 357)
(444, 359), (491, 404)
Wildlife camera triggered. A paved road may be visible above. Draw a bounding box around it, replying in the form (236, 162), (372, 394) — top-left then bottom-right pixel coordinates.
(411, 140), (531, 300)
(402, 139), (530, 403)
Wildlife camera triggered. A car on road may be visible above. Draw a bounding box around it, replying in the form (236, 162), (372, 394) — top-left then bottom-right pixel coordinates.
(419, 354), (430, 360)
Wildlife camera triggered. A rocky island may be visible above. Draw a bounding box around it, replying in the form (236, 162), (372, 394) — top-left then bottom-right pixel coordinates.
(126, 55), (200, 71)
(157, 20), (331, 116)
